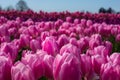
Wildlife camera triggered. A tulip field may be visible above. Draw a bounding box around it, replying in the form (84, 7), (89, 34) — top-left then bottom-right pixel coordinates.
(1, 11), (120, 80)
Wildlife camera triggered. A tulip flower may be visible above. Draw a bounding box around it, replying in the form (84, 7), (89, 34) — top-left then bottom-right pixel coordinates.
(0, 56), (12, 80)
(0, 42), (18, 61)
(57, 34), (69, 48)
(19, 34), (31, 48)
(60, 43), (81, 58)
(53, 53), (81, 80)
(92, 55), (107, 74)
(42, 37), (59, 56)
(30, 39), (41, 52)
(11, 61), (35, 80)
(109, 53), (120, 65)
(22, 52), (45, 79)
(0, 25), (9, 36)
(81, 54), (93, 79)
(100, 62), (120, 80)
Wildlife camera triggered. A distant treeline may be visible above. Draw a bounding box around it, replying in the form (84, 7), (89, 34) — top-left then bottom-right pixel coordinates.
(0, 0), (119, 14)
(98, 7), (120, 14)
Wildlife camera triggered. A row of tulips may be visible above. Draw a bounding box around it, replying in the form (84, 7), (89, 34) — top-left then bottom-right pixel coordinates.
(0, 10), (120, 24)
(0, 16), (120, 80)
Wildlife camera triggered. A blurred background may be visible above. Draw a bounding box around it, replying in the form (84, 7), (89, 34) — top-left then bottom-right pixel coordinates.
(0, 0), (120, 13)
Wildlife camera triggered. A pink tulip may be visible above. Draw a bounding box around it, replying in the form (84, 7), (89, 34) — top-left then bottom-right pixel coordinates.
(19, 34), (31, 48)
(92, 55), (107, 74)
(81, 54), (93, 79)
(41, 31), (50, 41)
(57, 34), (69, 48)
(28, 25), (38, 38)
(0, 25), (9, 36)
(0, 42), (18, 61)
(11, 61), (35, 80)
(0, 56), (12, 80)
(74, 19), (80, 25)
(42, 37), (59, 56)
(86, 20), (93, 27)
(53, 53), (81, 80)
(30, 39), (41, 52)
(66, 17), (72, 23)
(93, 46), (110, 57)
(22, 50), (54, 79)
(109, 53), (120, 65)
(100, 62), (120, 80)
(60, 43), (81, 58)
(42, 54), (54, 79)
(22, 52), (45, 79)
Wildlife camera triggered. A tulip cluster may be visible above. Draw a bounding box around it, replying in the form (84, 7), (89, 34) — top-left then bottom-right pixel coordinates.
(0, 11), (120, 80)
(0, 10), (120, 24)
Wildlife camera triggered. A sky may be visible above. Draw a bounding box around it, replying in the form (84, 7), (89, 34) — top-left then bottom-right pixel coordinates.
(0, 0), (120, 13)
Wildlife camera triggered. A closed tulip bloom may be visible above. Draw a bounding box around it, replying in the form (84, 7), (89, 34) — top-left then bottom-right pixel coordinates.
(111, 27), (118, 36)
(102, 41), (112, 54)
(89, 38), (101, 49)
(19, 34), (31, 48)
(81, 54), (93, 79)
(77, 37), (89, 53)
(69, 38), (78, 46)
(100, 62), (120, 80)
(30, 39), (41, 52)
(80, 19), (86, 27)
(11, 61), (35, 80)
(42, 37), (59, 56)
(93, 46), (110, 57)
(60, 43), (81, 58)
(62, 22), (71, 29)
(57, 34), (69, 48)
(0, 42), (18, 61)
(53, 53), (81, 80)
(74, 19), (80, 25)
(66, 17), (72, 23)
(92, 55), (107, 74)
(109, 53), (120, 65)
(0, 25), (9, 36)
(40, 31), (50, 41)
(86, 20), (93, 27)
(54, 19), (63, 29)
(42, 54), (54, 79)
(0, 56), (12, 80)
(22, 53), (45, 79)
(28, 25), (38, 38)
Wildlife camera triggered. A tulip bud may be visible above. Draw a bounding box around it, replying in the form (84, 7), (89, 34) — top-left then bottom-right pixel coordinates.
(66, 17), (72, 23)
(19, 34), (31, 48)
(81, 54), (93, 78)
(30, 39), (41, 52)
(11, 61), (35, 80)
(92, 55), (107, 74)
(43, 54), (54, 79)
(57, 34), (69, 48)
(86, 20), (93, 27)
(0, 56), (12, 80)
(109, 53), (120, 65)
(60, 43), (81, 58)
(42, 37), (59, 56)
(53, 53), (81, 80)
(100, 62), (120, 80)
(22, 52), (45, 79)
(0, 42), (18, 61)
(93, 46), (110, 57)
(0, 25), (9, 36)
